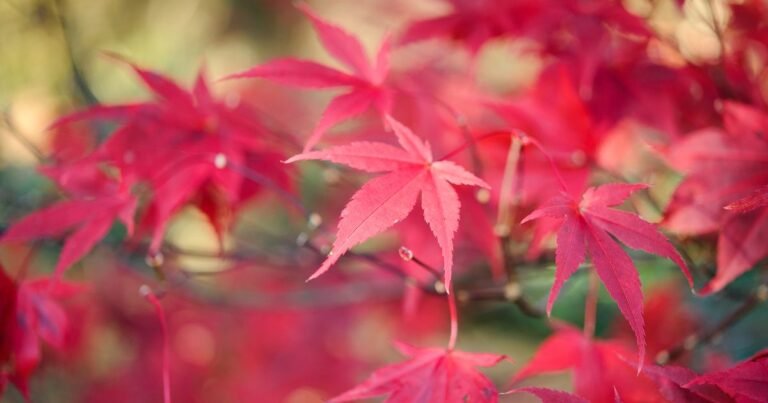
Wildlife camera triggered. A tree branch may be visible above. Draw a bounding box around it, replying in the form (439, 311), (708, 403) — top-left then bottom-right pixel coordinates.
(657, 280), (768, 364)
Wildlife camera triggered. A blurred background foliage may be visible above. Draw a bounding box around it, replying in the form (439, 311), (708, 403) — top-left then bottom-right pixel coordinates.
(0, 0), (767, 402)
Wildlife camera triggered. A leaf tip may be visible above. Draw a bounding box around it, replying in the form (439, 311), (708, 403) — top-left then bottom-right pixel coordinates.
(635, 357), (644, 375)
(292, 0), (308, 10)
(520, 213), (535, 225)
(217, 73), (239, 82)
(306, 266), (327, 282)
(284, 154), (305, 164)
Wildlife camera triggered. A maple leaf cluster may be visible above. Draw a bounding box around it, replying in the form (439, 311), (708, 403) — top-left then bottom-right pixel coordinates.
(1, 0), (768, 401)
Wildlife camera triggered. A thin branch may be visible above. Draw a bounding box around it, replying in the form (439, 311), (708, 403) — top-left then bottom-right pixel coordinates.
(657, 280), (768, 364)
(584, 269), (599, 338)
(1, 110), (46, 162)
(52, 0), (100, 106)
(119, 252), (406, 309)
(704, 0), (727, 64)
(398, 246), (442, 281)
(456, 283), (543, 317)
(447, 285), (458, 349)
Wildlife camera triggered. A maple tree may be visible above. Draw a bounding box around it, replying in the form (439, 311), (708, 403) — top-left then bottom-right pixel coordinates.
(1, 0), (768, 402)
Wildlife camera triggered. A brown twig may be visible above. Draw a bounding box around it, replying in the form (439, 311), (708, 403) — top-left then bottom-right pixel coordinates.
(456, 283), (543, 317)
(657, 281), (768, 364)
(52, 0), (99, 106)
(1, 110), (47, 162)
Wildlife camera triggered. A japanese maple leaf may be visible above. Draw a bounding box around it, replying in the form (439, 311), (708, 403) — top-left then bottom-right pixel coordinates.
(513, 324), (663, 403)
(640, 364), (733, 403)
(685, 349), (768, 403)
(330, 342), (505, 402)
(9, 277), (82, 396)
(665, 102), (768, 294)
(286, 115), (489, 288)
(521, 183), (692, 362)
(1, 175), (136, 278)
(0, 266), (16, 367)
(725, 184), (768, 213)
(504, 387), (588, 403)
(51, 58), (288, 253)
(0, 267), (82, 397)
(227, 4), (395, 151)
(399, 0), (540, 55)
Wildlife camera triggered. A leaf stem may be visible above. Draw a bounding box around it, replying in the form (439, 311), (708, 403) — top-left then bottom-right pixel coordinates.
(410, 254), (443, 280)
(140, 285), (172, 403)
(448, 285), (458, 350)
(52, 0), (100, 106)
(524, 135), (569, 194)
(584, 268), (599, 338)
(496, 136), (522, 238)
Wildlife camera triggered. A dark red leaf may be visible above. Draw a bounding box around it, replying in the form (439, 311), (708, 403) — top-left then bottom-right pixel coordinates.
(331, 342), (505, 402)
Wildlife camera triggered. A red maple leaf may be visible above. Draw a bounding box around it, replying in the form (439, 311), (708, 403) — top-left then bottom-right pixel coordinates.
(521, 183), (692, 362)
(286, 115), (489, 288)
(665, 101), (768, 294)
(513, 324), (663, 403)
(227, 4), (396, 151)
(724, 184), (768, 213)
(686, 349), (768, 402)
(0, 266), (82, 398)
(50, 58), (288, 254)
(399, 0), (537, 55)
(504, 387), (588, 403)
(485, 69), (604, 206)
(330, 342), (504, 402)
(1, 176), (136, 278)
(640, 364), (734, 403)
(0, 266), (16, 367)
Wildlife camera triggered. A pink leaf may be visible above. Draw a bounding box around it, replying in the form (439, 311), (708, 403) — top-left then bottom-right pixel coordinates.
(522, 183), (692, 360)
(289, 117), (487, 287)
(49, 104), (151, 128)
(303, 89), (376, 151)
(585, 222), (645, 366)
(587, 207), (692, 287)
(520, 194), (573, 224)
(310, 169), (427, 280)
(297, 3), (372, 79)
(640, 364), (732, 402)
(724, 184), (768, 213)
(285, 142), (421, 172)
(421, 173), (460, 287)
(686, 349), (768, 402)
(508, 387), (589, 403)
(581, 183), (648, 208)
(385, 115), (433, 162)
(54, 216), (114, 278)
(225, 58), (362, 88)
(373, 33), (393, 85)
(701, 207), (768, 295)
(432, 161), (490, 188)
(2, 200), (107, 241)
(513, 326), (583, 382)
(331, 343), (504, 403)
(549, 215), (586, 315)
